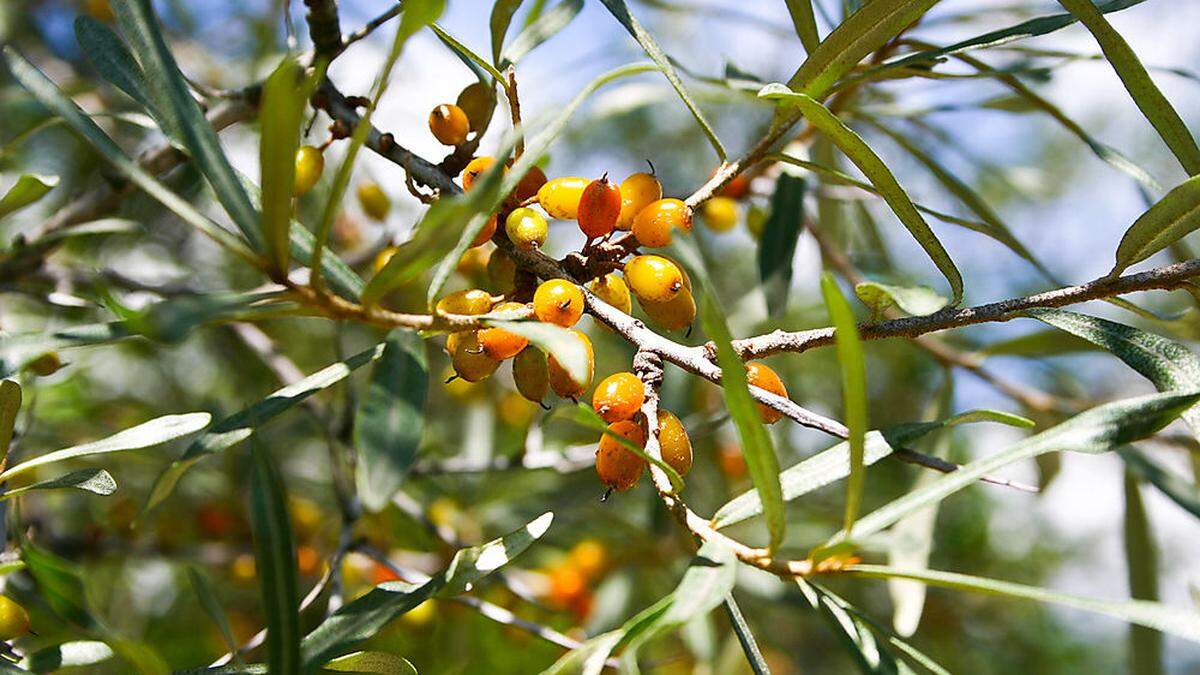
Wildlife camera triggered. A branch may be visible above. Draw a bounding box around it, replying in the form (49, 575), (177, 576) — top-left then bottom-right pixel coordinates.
(304, 0), (344, 59)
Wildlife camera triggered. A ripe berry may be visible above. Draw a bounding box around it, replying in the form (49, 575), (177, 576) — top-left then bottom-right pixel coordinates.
(632, 198), (691, 248)
(701, 196), (739, 232)
(746, 205), (767, 240)
(456, 82), (494, 131)
(746, 361), (788, 424)
(537, 176), (589, 220)
(718, 172), (751, 200)
(357, 181), (391, 221)
(429, 103), (470, 146)
(293, 145), (324, 196)
(456, 246), (490, 276)
(534, 279), (585, 327)
(452, 332), (501, 382)
(640, 287), (695, 331)
(592, 372), (645, 423)
(585, 273), (632, 314)
(595, 420), (647, 492)
(0, 595), (29, 641)
(548, 330), (594, 398)
(505, 207), (548, 251)
(657, 410), (692, 477)
(472, 214), (498, 247)
(717, 442), (748, 479)
(513, 346), (549, 403)
(577, 175), (622, 239)
(624, 255), (684, 303)
(617, 172), (662, 230)
(568, 540), (607, 578)
(510, 166), (548, 206)
(487, 248), (517, 293)
(462, 156), (496, 190)
(436, 288), (495, 316)
(478, 302), (530, 360)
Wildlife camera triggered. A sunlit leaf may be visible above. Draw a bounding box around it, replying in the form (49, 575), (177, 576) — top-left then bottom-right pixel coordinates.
(821, 274), (869, 533)
(500, 0), (583, 67)
(0, 174), (58, 219)
(1110, 175), (1200, 276)
(0, 379), (19, 464)
(73, 16), (155, 122)
(855, 281), (948, 318)
(1119, 446), (1200, 519)
(325, 652), (417, 674)
(21, 641), (115, 673)
(490, 0), (525, 65)
(440, 512), (554, 596)
(785, 0), (820, 54)
(258, 56), (308, 274)
(488, 320), (588, 391)
(1, 468), (117, 500)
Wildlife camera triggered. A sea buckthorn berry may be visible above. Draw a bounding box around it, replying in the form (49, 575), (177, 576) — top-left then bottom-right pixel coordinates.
(357, 181), (391, 221)
(478, 302), (530, 360)
(701, 196), (739, 232)
(534, 279), (585, 327)
(746, 361), (788, 424)
(487, 248), (517, 293)
(510, 166), (548, 206)
(640, 287), (695, 331)
(457, 246), (490, 277)
(624, 255), (684, 303)
(0, 595), (30, 641)
(568, 540), (607, 579)
(586, 273), (632, 315)
(445, 331), (464, 356)
(592, 372), (645, 423)
(657, 410), (692, 477)
(456, 81), (494, 131)
(452, 332), (501, 383)
(718, 172), (751, 200)
(373, 246), (398, 274)
(595, 420), (647, 492)
(577, 175), (622, 239)
(436, 288), (495, 316)
(505, 207), (549, 251)
(632, 198), (691, 248)
(461, 156), (496, 190)
(717, 442), (748, 479)
(472, 214), (498, 248)
(548, 330), (594, 398)
(513, 346), (549, 403)
(429, 103), (470, 145)
(293, 145), (324, 196)
(537, 176), (589, 220)
(617, 172), (662, 230)
(746, 205), (767, 240)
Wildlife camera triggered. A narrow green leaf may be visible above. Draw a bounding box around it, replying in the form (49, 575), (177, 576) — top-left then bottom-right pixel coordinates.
(821, 274), (869, 533)
(700, 292), (784, 550)
(440, 511), (554, 596)
(1, 468), (117, 500)
(0, 174), (58, 219)
(1057, 0), (1200, 176)
(302, 580), (440, 669)
(758, 174), (806, 314)
(21, 641), (115, 673)
(1110, 175), (1200, 276)
(354, 330), (428, 512)
(1119, 447), (1200, 519)
(0, 380), (20, 464)
(499, 0), (583, 67)
(140, 344), (384, 517)
(844, 563), (1200, 644)
(73, 16), (155, 118)
(785, 0), (820, 54)
(248, 441), (299, 675)
(0, 412), (210, 483)
(325, 652), (417, 674)
(187, 567), (241, 659)
(786, 0), (941, 97)
(1123, 470), (1164, 674)
(21, 542), (99, 630)
(598, 0), (726, 160)
(795, 578), (907, 674)
(258, 57), (308, 274)
(762, 86), (963, 303)
(855, 281), (948, 318)
(0, 323), (130, 378)
(430, 24), (507, 82)
(490, 0), (525, 65)
(830, 391), (1200, 546)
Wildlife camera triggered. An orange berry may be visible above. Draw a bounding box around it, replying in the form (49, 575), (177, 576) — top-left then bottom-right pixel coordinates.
(596, 420), (647, 492)
(513, 346), (549, 404)
(717, 171), (750, 200)
(617, 172), (662, 230)
(624, 255), (684, 303)
(472, 214), (498, 247)
(534, 279), (585, 327)
(568, 540), (607, 579)
(487, 248), (517, 293)
(577, 175), (622, 239)
(548, 564), (587, 607)
(592, 372), (645, 423)
(657, 410), (692, 477)
(461, 156), (496, 190)
(510, 166), (548, 206)
(632, 198), (691, 248)
(746, 361), (788, 424)
(452, 332), (501, 383)
(537, 176), (589, 220)
(548, 330), (594, 398)
(478, 303), (530, 360)
(718, 442), (748, 479)
(640, 286), (695, 332)
(429, 103), (470, 145)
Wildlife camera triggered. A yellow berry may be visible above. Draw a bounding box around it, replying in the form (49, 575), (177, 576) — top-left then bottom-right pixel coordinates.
(624, 255), (684, 303)
(505, 207), (548, 251)
(452, 332), (501, 383)
(487, 248), (517, 293)
(537, 176), (589, 220)
(429, 103), (470, 146)
(568, 540), (607, 579)
(513, 347), (549, 404)
(0, 596), (29, 641)
(640, 286), (695, 332)
(462, 156), (496, 191)
(585, 273), (632, 315)
(436, 289), (495, 316)
(457, 246), (490, 277)
(746, 205), (767, 240)
(632, 198), (691, 248)
(701, 196), (739, 232)
(657, 410), (692, 477)
(616, 172), (662, 230)
(548, 330), (594, 398)
(498, 391), (536, 427)
(592, 372), (645, 423)
(373, 246), (398, 274)
(534, 279), (585, 327)
(746, 361), (788, 424)
(357, 181), (391, 221)
(478, 302), (530, 360)
(293, 145), (324, 196)
(595, 420), (647, 492)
